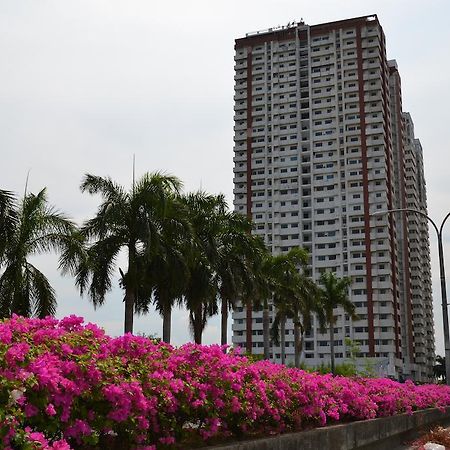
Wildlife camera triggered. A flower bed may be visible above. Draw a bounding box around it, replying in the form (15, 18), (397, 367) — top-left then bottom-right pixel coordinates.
(0, 316), (449, 449)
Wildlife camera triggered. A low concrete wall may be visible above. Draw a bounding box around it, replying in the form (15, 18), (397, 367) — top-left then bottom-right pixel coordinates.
(207, 407), (450, 450)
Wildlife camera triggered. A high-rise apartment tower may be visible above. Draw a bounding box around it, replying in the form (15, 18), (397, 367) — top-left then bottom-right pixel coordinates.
(232, 15), (435, 381)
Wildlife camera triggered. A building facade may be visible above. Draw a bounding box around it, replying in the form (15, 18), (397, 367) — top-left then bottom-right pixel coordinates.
(231, 15), (435, 381)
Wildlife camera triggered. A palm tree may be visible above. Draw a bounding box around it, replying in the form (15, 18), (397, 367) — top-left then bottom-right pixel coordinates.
(318, 271), (356, 374)
(180, 192), (225, 344)
(215, 213), (266, 348)
(251, 255), (278, 360)
(270, 249), (324, 367)
(77, 172), (183, 334)
(235, 241), (271, 356)
(0, 188), (79, 318)
(138, 205), (191, 343)
(271, 298), (289, 365)
(251, 252), (272, 360)
(291, 277), (324, 368)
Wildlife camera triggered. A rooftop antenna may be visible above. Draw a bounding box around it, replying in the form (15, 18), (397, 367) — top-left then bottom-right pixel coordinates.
(24, 169), (31, 198)
(132, 154), (136, 195)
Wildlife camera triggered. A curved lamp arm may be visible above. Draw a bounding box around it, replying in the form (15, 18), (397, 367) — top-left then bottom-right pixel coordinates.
(371, 208), (439, 238)
(440, 212), (450, 236)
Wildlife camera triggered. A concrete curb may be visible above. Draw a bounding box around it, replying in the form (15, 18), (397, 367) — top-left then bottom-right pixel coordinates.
(204, 407), (450, 450)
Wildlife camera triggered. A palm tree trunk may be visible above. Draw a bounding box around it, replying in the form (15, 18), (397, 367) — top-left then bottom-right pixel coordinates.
(262, 299), (270, 360)
(194, 326), (202, 344)
(124, 245), (136, 334)
(245, 297), (252, 354)
(294, 321), (301, 368)
(221, 298), (228, 348)
(280, 314), (286, 365)
(124, 286), (135, 334)
(329, 317), (335, 374)
(191, 305), (203, 345)
(162, 302), (171, 343)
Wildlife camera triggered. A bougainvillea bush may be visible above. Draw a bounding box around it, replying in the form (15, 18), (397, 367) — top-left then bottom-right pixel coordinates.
(1, 316), (450, 450)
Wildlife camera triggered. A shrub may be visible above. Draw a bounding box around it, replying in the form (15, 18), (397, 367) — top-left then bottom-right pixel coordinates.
(0, 315), (449, 449)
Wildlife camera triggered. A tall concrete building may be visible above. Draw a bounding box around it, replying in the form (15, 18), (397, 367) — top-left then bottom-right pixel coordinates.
(231, 15), (435, 381)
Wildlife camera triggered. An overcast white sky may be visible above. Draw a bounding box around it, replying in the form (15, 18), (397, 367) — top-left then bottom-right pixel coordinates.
(1, 0), (449, 354)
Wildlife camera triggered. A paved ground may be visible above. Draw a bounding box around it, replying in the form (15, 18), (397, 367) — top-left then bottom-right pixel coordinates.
(393, 426), (450, 450)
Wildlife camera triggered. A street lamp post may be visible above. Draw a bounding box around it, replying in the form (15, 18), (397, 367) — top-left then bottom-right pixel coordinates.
(372, 208), (450, 385)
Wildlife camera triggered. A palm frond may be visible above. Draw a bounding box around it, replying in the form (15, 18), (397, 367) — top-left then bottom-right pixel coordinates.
(78, 236), (122, 308)
(0, 187), (80, 319)
(319, 271), (356, 322)
(80, 174), (126, 201)
(26, 262), (56, 318)
(58, 230), (87, 276)
(0, 189), (17, 263)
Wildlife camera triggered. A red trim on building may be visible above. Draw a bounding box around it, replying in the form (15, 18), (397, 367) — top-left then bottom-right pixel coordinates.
(356, 25), (375, 357)
(246, 50), (253, 220)
(381, 37), (401, 359)
(245, 48), (253, 354)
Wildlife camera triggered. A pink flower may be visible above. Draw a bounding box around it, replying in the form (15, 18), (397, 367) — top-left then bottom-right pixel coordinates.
(27, 430), (48, 446)
(0, 326), (12, 344)
(45, 403), (56, 416)
(24, 403), (39, 418)
(50, 440), (71, 450)
(5, 342), (30, 364)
